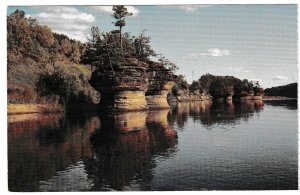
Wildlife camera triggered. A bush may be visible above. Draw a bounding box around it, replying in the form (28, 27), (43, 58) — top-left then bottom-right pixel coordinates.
(37, 64), (100, 106)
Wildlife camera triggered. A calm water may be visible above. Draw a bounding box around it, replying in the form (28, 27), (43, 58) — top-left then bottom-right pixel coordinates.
(8, 100), (298, 191)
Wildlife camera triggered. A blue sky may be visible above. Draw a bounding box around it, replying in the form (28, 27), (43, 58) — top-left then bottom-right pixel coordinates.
(7, 5), (298, 88)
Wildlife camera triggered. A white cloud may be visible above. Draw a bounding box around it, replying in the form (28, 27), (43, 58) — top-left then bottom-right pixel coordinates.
(272, 76), (289, 81)
(191, 48), (230, 57)
(30, 6), (95, 42)
(160, 5), (212, 12)
(89, 6), (139, 17)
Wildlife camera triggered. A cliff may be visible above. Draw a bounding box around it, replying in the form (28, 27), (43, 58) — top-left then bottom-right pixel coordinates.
(146, 61), (175, 109)
(89, 58), (149, 111)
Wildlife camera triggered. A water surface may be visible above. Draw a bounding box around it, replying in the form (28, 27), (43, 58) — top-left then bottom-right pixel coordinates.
(8, 100), (298, 191)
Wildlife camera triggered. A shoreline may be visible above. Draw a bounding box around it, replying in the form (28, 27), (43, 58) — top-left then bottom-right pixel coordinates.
(8, 104), (64, 115)
(262, 96), (297, 101)
(8, 97), (297, 115)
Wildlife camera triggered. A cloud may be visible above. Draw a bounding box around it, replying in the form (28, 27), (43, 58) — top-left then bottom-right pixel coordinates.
(272, 76), (289, 81)
(191, 48), (230, 57)
(160, 5), (213, 12)
(89, 6), (139, 17)
(30, 6), (95, 42)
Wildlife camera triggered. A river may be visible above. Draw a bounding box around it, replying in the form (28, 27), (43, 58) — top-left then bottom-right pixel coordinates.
(8, 100), (298, 191)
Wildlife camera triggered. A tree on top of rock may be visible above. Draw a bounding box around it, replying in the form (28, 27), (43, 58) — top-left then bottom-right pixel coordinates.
(112, 5), (133, 52)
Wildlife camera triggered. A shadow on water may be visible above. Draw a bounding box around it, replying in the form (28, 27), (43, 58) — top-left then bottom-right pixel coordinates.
(264, 99), (297, 110)
(168, 100), (264, 130)
(8, 113), (100, 191)
(8, 99), (297, 191)
(8, 110), (178, 191)
(86, 109), (178, 191)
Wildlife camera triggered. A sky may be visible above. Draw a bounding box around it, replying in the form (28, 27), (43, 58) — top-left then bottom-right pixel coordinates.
(7, 4), (298, 88)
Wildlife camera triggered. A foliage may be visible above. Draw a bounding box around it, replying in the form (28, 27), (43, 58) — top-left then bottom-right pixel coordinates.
(7, 9), (96, 105)
(133, 30), (157, 61)
(37, 64), (100, 106)
(264, 83), (297, 98)
(112, 5), (133, 49)
(158, 55), (179, 74)
(82, 27), (159, 71)
(81, 26), (123, 72)
(171, 75), (189, 95)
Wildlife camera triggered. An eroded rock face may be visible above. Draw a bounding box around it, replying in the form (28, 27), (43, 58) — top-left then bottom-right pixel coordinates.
(210, 85), (234, 101)
(89, 58), (149, 111)
(170, 89), (212, 102)
(146, 61), (175, 109)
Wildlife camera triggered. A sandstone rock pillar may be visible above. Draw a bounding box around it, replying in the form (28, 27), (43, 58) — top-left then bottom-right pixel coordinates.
(146, 62), (174, 109)
(89, 58), (149, 111)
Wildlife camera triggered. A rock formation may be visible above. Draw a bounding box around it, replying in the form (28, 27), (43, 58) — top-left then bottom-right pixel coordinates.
(89, 58), (149, 111)
(210, 85), (234, 101)
(145, 61), (175, 109)
(170, 89), (212, 102)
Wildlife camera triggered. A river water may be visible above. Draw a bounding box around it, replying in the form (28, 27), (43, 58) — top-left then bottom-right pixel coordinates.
(8, 100), (298, 191)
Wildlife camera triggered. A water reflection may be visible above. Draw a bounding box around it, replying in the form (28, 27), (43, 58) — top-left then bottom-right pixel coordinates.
(86, 109), (177, 191)
(169, 100), (264, 129)
(8, 100), (298, 191)
(264, 99), (297, 110)
(8, 113), (99, 191)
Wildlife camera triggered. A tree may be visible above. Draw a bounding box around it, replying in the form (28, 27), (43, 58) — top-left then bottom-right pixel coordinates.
(81, 26), (122, 73)
(112, 5), (133, 51)
(133, 29), (156, 61)
(158, 55), (178, 74)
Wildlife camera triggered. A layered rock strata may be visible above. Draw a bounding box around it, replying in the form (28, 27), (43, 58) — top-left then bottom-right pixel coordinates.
(146, 61), (175, 109)
(89, 58), (149, 111)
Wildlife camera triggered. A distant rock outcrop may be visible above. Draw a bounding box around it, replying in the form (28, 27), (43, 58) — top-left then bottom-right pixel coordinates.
(169, 89), (212, 102)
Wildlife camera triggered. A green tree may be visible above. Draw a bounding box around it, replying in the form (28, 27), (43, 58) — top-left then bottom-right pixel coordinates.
(112, 5), (133, 51)
(158, 55), (178, 74)
(133, 30), (156, 61)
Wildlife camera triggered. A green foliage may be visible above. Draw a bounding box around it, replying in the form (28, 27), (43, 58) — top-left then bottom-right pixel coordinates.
(188, 74), (258, 98)
(133, 30), (157, 61)
(82, 27), (158, 70)
(171, 75), (189, 95)
(158, 55), (179, 74)
(37, 64), (100, 105)
(112, 5), (133, 28)
(7, 9), (95, 105)
(264, 83), (297, 98)
(81, 26), (123, 71)
(112, 5), (133, 49)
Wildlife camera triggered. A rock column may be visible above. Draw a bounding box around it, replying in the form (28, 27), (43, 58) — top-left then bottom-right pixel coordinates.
(89, 59), (149, 111)
(146, 62), (174, 109)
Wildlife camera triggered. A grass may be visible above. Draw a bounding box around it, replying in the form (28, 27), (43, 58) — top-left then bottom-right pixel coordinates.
(8, 104), (64, 115)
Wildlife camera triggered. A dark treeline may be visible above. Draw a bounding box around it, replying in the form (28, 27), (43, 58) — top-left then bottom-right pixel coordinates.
(171, 73), (262, 99)
(264, 83), (297, 98)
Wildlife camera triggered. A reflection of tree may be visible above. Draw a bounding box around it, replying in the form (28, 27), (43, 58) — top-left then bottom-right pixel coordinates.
(168, 100), (264, 129)
(198, 100), (263, 128)
(85, 110), (177, 191)
(264, 99), (297, 110)
(8, 113), (99, 191)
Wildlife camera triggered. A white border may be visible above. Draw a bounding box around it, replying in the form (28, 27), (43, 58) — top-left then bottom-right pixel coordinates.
(1, 0), (299, 194)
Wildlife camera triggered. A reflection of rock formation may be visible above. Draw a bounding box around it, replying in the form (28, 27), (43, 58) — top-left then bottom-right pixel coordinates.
(8, 114), (100, 191)
(86, 110), (177, 191)
(146, 61), (174, 109)
(168, 100), (264, 129)
(103, 112), (147, 133)
(210, 86), (234, 101)
(168, 101), (213, 129)
(89, 58), (149, 111)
